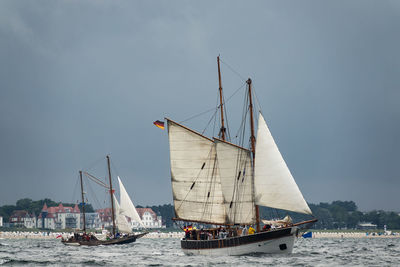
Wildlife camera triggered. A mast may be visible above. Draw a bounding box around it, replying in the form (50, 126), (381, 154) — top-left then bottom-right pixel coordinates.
(217, 56), (226, 141)
(79, 170), (86, 233)
(107, 155), (116, 236)
(247, 78), (260, 232)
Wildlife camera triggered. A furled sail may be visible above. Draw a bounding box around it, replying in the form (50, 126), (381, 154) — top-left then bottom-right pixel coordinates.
(215, 139), (256, 224)
(113, 195), (133, 233)
(167, 119), (227, 224)
(118, 176), (145, 228)
(254, 113), (312, 215)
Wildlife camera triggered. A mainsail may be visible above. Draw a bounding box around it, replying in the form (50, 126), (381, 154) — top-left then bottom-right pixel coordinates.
(118, 176), (145, 228)
(167, 119), (227, 224)
(215, 139), (256, 224)
(254, 113), (312, 214)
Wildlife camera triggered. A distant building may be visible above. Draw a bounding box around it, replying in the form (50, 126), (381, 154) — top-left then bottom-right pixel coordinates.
(357, 222), (377, 230)
(0, 216), (3, 227)
(37, 203), (81, 230)
(84, 212), (101, 229)
(96, 208), (113, 229)
(135, 208), (163, 228)
(9, 210), (36, 228)
(96, 207), (164, 229)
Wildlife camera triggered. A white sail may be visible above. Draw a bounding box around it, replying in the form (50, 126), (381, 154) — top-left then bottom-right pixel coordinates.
(167, 119), (227, 224)
(254, 113), (312, 215)
(215, 140), (256, 224)
(118, 176), (145, 228)
(113, 195), (133, 233)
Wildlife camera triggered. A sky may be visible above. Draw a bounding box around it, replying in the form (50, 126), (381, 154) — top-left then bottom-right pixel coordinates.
(0, 1), (399, 212)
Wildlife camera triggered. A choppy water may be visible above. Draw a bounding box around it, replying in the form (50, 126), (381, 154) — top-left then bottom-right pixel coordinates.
(0, 237), (399, 266)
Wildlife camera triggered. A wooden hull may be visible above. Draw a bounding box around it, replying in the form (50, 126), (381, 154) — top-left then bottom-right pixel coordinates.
(181, 227), (297, 256)
(62, 232), (147, 246)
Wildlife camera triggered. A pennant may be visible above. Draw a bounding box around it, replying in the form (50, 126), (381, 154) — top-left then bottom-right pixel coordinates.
(153, 120), (165, 130)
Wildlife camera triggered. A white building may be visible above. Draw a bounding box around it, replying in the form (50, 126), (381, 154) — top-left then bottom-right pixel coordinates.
(0, 216), (3, 227)
(84, 213), (102, 229)
(135, 208), (163, 228)
(96, 207), (164, 229)
(9, 210), (36, 228)
(96, 208), (113, 229)
(37, 203), (81, 230)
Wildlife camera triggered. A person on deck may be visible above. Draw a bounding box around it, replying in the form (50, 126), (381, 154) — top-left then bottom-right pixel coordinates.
(191, 228), (197, 240)
(184, 228), (190, 240)
(248, 226), (255, 235)
(263, 224), (271, 231)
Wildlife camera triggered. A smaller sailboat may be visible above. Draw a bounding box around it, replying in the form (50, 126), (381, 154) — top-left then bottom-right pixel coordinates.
(62, 155), (147, 246)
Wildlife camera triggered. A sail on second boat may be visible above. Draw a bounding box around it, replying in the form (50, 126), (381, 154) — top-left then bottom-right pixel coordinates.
(114, 176), (146, 233)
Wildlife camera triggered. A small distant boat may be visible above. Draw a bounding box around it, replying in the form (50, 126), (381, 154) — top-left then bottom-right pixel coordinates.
(302, 232), (312, 238)
(163, 57), (317, 256)
(62, 155), (147, 246)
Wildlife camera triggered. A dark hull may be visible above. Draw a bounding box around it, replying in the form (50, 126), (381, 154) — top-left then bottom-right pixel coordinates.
(181, 227), (295, 252)
(62, 232), (147, 246)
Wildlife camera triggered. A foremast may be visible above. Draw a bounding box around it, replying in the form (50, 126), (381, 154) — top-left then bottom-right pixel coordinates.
(247, 78), (261, 232)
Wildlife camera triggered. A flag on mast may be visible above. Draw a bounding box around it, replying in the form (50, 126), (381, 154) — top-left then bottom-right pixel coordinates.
(153, 120), (165, 130)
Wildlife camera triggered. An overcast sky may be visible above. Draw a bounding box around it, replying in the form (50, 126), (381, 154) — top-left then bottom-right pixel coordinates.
(0, 1), (399, 211)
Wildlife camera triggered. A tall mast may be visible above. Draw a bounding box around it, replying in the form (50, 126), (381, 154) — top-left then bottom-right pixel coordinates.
(217, 56), (226, 141)
(247, 78), (260, 232)
(107, 155), (116, 236)
(79, 170), (86, 233)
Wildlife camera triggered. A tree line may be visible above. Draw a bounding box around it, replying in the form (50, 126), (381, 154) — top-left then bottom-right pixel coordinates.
(260, 200), (400, 230)
(1, 199), (399, 229)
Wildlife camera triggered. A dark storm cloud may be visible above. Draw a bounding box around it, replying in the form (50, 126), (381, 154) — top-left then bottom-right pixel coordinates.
(0, 1), (399, 211)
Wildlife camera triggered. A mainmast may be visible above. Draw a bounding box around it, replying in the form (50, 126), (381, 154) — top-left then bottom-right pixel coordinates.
(247, 78), (261, 232)
(107, 155), (116, 236)
(79, 170), (86, 233)
(217, 56), (226, 141)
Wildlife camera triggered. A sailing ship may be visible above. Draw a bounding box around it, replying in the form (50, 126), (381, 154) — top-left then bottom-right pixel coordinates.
(164, 57), (317, 255)
(62, 155), (147, 246)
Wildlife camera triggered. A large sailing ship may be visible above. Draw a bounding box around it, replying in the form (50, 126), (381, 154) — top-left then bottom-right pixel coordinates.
(164, 57), (317, 255)
(62, 155), (147, 246)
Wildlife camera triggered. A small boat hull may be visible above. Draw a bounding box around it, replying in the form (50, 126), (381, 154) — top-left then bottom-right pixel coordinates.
(181, 227), (297, 256)
(62, 232), (147, 246)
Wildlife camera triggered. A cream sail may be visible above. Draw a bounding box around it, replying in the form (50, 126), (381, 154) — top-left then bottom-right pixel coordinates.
(167, 120), (227, 224)
(254, 113), (312, 215)
(215, 139), (255, 224)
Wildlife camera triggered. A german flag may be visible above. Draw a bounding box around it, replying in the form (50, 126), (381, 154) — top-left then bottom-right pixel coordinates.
(153, 120), (165, 130)
(184, 225), (193, 232)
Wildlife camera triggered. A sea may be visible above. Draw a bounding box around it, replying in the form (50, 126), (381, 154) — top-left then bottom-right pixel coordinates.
(0, 237), (399, 266)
